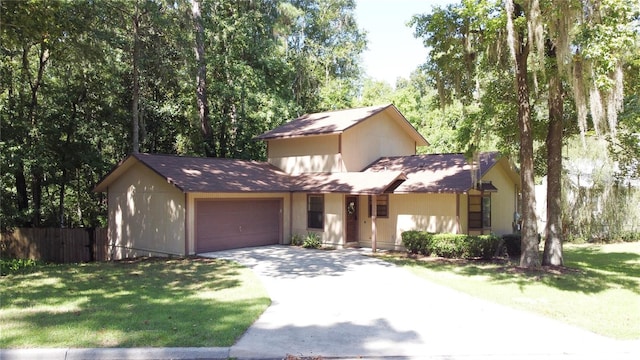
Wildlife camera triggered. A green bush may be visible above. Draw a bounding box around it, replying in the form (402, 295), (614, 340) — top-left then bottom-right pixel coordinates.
(401, 230), (434, 255)
(431, 234), (467, 258)
(402, 232), (502, 260)
(465, 235), (502, 260)
(290, 233), (304, 246)
(302, 232), (322, 249)
(502, 234), (521, 258)
(620, 231), (640, 243)
(1, 258), (40, 276)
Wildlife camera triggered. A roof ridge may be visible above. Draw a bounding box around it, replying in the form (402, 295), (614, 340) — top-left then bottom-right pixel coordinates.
(299, 103), (392, 117)
(134, 152), (267, 163)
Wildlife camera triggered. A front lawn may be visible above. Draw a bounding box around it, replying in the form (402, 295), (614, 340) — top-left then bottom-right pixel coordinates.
(0, 257), (270, 348)
(382, 242), (640, 340)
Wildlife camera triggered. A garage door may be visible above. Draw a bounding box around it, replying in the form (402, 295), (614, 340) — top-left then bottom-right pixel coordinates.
(196, 199), (281, 252)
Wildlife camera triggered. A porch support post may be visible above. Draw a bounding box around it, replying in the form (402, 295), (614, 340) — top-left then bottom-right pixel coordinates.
(371, 194), (377, 253)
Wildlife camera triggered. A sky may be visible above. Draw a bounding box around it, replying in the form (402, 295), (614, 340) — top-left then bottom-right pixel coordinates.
(354, 0), (454, 86)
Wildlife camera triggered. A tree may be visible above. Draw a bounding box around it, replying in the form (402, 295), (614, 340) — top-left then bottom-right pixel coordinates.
(192, 0), (214, 156)
(0, 0), (369, 229)
(504, 0), (540, 268)
(541, 0), (638, 265)
(412, 0), (639, 268)
(411, 0), (541, 267)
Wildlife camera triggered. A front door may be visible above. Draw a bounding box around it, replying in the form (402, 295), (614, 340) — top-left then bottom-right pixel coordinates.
(346, 196), (358, 243)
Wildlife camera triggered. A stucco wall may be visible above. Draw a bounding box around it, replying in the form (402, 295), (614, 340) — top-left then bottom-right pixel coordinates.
(323, 193), (344, 246)
(480, 162), (518, 235)
(290, 192), (308, 238)
(290, 193), (345, 247)
(267, 135), (344, 174)
(358, 193), (459, 250)
(186, 192), (291, 254)
(342, 112), (416, 171)
(266, 111), (418, 174)
(108, 162), (186, 259)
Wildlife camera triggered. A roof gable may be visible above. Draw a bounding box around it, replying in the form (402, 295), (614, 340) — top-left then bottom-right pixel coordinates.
(256, 103), (429, 146)
(94, 153), (294, 193)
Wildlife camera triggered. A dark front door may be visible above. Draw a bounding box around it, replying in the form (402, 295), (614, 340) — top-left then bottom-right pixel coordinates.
(346, 196), (358, 243)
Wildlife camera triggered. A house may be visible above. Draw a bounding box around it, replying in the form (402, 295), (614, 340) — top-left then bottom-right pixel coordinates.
(94, 104), (521, 259)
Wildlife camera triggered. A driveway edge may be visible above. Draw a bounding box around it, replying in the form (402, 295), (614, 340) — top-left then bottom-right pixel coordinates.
(0, 347), (231, 360)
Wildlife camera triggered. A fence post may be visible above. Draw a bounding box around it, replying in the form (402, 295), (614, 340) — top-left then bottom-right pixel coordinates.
(87, 227), (95, 262)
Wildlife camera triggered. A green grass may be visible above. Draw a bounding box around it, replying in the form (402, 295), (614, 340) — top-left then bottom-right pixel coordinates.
(0, 257), (270, 348)
(382, 242), (640, 340)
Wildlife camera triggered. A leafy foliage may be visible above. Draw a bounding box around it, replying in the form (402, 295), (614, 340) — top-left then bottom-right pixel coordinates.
(302, 232), (322, 249)
(0, 258), (41, 276)
(501, 234), (522, 258)
(290, 233), (304, 246)
(562, 137), (640, 242)
(401, 231), (502, 260)
(0, 0), (365, 229)
(400, 230), (434, 255)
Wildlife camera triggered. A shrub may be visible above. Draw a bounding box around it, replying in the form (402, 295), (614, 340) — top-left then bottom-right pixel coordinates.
(465, 235), (502, 260)
(620, 231), (640, 243)
(1, 258), (40, 276)
(502, 234), (521, 258)
(290, 233), (304, 246)
(401, 230), (434, 255)
(431, 234), (467, 258)
(402, 232), (503, 259)
(302, 232), (322, 249)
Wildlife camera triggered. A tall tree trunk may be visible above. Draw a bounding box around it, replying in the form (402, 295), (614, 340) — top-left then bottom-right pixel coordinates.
(23, 43), (49, 227)
(543, 46), (564, 266)
(192, 0), (215, 157)
(131, 2), (140, 154)
(15, 161), (29, 215)
(516, 51), (539, 268)
(507, 0), (539, 268)
(31, 169), (42, 226)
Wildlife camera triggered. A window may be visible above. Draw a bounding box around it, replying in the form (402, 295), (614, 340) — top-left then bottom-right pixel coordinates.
(368, 194), (389, 218)
(469, 195), (491, 229)
(307, 194), (324, 229)
(482, 196), (491, 228)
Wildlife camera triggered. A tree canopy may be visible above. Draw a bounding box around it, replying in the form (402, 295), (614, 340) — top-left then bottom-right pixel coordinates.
(0, 0), (365, 229)
(1, 0), (638, 255)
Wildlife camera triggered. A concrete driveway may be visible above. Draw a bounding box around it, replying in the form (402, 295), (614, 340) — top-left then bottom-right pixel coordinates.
(203, 246), (638, 359)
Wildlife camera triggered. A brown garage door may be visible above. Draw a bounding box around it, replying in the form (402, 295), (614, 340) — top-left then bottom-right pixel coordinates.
(195, 199), (281, 252)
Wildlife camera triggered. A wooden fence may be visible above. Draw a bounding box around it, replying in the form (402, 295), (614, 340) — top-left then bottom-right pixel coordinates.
(0, 228), (109, 263)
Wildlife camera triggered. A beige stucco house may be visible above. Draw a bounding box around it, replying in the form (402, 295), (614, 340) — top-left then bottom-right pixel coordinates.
(94, 104), (521, 259)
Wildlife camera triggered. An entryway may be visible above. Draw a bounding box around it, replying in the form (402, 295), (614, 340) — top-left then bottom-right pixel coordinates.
(345, 195), (358, 243)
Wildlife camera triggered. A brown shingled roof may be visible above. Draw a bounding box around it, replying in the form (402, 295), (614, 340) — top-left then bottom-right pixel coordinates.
(94, 153), (295, 193)
(95, 152), (514, 195)
(256, 104), (390, 140)
(365, 152), (503, 193)
(256, 104), (429, 146)
(292, 171), (407, 195)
